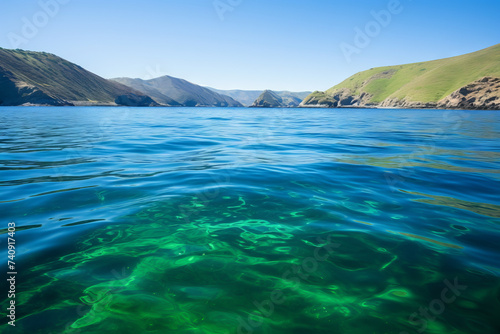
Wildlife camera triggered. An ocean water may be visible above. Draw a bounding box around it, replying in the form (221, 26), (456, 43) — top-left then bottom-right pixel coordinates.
(0, 107), (499, 334)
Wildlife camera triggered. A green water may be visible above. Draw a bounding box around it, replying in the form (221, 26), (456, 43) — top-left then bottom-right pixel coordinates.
(1, 107), (499, 333)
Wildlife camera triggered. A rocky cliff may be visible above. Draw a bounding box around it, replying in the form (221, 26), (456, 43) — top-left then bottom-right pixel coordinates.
(438, 77), (500, 110)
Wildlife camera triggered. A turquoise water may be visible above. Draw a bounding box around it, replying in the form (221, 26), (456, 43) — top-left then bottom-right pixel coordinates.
(1, 107), (499, 334)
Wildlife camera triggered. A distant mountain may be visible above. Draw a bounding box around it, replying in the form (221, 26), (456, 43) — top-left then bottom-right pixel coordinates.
(112, 76), (243, 107)
(301, 43), (500, 110)
(206, 88), (262, 106)
(207, 88), (311, 106)
(109, 77), (181, 107)
(251, 90), (303, 108)
(0, 48), (157, 106)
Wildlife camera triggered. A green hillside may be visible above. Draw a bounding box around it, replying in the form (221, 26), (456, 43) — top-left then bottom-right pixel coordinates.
(0, 48), (154, 106)
(303, 43), (500, 107)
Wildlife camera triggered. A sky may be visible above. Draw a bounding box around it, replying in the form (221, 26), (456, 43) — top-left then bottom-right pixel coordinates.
(1, 0), (499, 92)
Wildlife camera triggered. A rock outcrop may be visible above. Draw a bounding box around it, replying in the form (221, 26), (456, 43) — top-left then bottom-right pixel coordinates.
(251, 90), (303, 108)
(438, 77), (500, 110)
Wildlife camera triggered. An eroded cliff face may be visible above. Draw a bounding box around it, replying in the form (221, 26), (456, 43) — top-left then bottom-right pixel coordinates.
(437, 77), (500, 110)
(300, 77), (500, 110)
(377, 98), (437, 109)
(300, 90), (374, 108)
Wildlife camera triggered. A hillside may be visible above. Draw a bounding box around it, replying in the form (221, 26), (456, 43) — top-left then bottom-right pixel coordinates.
(301, 43), (500, 110)
(207, 88), (311, 106)
(251, 90), (303, 108)
(0, 48), (156, 106)
(112, 76), (243, 107)
(110, 77), (181, 107)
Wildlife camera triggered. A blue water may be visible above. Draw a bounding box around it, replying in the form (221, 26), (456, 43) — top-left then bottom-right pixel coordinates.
(1, 107), (499, 334)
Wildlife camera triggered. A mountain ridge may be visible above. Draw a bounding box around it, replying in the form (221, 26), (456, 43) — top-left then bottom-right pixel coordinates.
(0, 47), (156, 106)
(2, 44), (500, 110)
(112, 76), (243, 107)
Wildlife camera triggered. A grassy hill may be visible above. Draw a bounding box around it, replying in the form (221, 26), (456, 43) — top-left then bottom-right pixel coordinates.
(302, 43), (500, 109)
(0, 48), (155, 106)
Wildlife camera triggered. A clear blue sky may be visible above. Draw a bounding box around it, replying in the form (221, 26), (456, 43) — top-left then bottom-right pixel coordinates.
(1, 0), (499, 91)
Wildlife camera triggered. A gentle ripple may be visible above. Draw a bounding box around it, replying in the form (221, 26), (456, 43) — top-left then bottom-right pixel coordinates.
(0, 107), (499, 334)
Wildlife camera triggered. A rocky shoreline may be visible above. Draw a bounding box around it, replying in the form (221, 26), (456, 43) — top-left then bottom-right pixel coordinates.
(300, 77), (500, 110)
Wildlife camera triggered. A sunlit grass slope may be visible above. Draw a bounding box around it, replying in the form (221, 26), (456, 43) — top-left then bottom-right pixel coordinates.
(305, 43), (500, 105)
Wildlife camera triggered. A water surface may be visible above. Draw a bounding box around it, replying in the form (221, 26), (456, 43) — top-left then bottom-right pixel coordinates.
(1, 107), (499, 334)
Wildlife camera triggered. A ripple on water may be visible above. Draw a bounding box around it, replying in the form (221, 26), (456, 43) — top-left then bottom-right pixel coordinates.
(1, 107), (499, 333)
